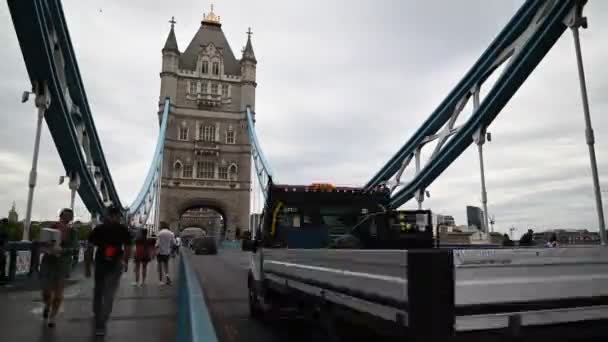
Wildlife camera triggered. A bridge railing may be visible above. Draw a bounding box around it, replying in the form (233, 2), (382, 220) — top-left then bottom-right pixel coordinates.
(177, 249), (218, 342)
(1, 240), (85, 284)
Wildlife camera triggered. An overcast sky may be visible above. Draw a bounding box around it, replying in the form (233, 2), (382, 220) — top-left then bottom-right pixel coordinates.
(1, 0), (607, 237)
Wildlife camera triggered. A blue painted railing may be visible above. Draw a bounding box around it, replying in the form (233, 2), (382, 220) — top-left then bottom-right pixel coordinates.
(178, 249), (218, 342)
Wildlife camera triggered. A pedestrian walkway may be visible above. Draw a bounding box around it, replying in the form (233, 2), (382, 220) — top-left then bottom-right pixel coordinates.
(0, 258), (177, 341)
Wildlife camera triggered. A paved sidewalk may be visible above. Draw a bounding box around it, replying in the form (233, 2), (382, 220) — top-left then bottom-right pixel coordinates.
(0, 258), (177, 341)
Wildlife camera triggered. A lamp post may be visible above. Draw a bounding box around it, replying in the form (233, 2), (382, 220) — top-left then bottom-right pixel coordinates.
(22, 82), (50, 241)
(567, 7), (606, 245)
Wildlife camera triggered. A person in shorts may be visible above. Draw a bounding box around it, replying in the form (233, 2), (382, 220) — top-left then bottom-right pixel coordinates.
(39, 208), (75, 328)
(155, 227), (174, 285)
(132, 228), (152, 286)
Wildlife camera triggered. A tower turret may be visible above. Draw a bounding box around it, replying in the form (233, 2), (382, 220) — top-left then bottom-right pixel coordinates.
(240, 28), (257, 111)
(160, 17), (180, 103)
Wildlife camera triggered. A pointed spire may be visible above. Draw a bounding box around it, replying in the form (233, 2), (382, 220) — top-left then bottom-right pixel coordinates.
(242, 27), (256, 63)
(163, 16), (179, 53)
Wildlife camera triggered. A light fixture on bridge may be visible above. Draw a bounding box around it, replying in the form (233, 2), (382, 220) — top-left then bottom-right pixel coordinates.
(21, 90), (34, 103)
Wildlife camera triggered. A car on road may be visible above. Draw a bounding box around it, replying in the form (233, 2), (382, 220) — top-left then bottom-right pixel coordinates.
(191, 236), (217, 255)
(180, 227), (206, 248)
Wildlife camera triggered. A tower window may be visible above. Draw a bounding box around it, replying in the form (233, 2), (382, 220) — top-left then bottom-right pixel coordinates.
(211, 83), (219, 94)
(226, 130), (235, 144)
(212, 62), (220, 75)
(178, 127), (188, 141)
(201, 125), (216, 142)
(183, 164), (193, 178)
(202, 61), (209, 74)
(218, 166), (228, 180)
(221, 84), (228, 97)
(197, 161), (215, 179)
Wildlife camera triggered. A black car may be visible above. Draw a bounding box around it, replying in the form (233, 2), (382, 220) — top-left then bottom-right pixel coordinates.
(191, 237), (217, 255)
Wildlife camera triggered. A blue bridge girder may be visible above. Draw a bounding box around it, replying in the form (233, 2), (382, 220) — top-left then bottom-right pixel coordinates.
(8, 0), (123, 215)
(127, 98), (170, 225)
(365, 0), (586, 208)
(247, 107), (274, 200)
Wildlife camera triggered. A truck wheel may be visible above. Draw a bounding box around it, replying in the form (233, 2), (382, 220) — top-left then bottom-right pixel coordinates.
(248, 283), (262, 319)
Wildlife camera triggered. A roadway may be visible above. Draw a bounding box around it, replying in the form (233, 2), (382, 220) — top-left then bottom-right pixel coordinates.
(187, 247), (327, 342)
(189, 248), (344, 342)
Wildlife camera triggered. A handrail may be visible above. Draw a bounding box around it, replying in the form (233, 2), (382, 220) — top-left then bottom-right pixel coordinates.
(178, 249), (218, 342)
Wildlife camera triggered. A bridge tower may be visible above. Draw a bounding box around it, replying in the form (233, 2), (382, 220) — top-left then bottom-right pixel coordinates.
(157, 7), (254, 239)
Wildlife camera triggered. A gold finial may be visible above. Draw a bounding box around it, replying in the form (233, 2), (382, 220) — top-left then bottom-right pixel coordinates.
(203, 3), (221, 24)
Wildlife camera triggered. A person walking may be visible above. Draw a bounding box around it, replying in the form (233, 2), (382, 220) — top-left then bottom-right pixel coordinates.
(85, 206), (132, 336)
(39, 208), (75, 328)
(132, 228), (152, 286)
(155, 227), (174, 285)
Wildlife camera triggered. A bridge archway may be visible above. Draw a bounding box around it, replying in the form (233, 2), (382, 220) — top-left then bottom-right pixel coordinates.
(160, 192), (247, 240)
(179, 205), (226, 239)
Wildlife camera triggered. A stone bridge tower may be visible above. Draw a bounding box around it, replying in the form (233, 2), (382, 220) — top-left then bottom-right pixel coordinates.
(157, 7), (255, 239)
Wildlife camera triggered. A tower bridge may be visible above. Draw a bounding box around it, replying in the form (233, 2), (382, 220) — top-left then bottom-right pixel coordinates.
(3, 0), (607, 341)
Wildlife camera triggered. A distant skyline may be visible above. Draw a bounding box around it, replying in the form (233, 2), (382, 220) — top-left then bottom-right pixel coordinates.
(0, 1), (607, 237)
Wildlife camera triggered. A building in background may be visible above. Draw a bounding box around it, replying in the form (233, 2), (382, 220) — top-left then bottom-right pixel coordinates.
(7, 202), (18, 223)
(435, 214), (456, 233)
(533, 229), (600, 245)
(466, 205), (484, 231)
(158, 6), (255, 239)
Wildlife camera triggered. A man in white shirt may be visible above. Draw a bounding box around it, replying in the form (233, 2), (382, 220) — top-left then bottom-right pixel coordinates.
(155, 228), (175, 285)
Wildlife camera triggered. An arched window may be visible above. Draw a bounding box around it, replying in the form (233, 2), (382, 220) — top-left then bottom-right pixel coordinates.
(202, 60), (209, 74)
(228, 163), (238, 181)
(212, 62), (220, 76)
(173, 161), (183, 178)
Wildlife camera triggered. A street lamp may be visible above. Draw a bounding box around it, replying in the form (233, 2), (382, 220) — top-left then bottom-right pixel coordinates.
(22, 82), (50, 241)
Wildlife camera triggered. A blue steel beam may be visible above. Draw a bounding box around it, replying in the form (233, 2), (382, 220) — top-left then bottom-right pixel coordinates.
(365, 0), (542, 190)
(389, 0), (580, 208)
(45, 0), (121, 208)
(128, 98), (171, 220)
(247, 107), (274, 199)
(8, 0), (122, 214)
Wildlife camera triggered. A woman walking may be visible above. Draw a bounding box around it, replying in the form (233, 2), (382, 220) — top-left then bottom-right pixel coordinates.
(132, 229), (152, 286)
(39, 208), (75, 327)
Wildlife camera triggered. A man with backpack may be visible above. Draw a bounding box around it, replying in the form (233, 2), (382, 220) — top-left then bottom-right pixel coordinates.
(85, 206), (132, 336)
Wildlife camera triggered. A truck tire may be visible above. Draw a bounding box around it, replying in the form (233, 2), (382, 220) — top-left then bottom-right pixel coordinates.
(248, 276), (262, 319)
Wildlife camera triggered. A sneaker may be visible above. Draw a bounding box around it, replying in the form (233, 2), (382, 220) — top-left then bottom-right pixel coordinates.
(95, 327), (106, 336)
(159, 281), (165, 286)
(42, 306), (49, 319)
(47, 317), (56, 328)
(165, 276), (172, 286)
(131, 281), (138, 287)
